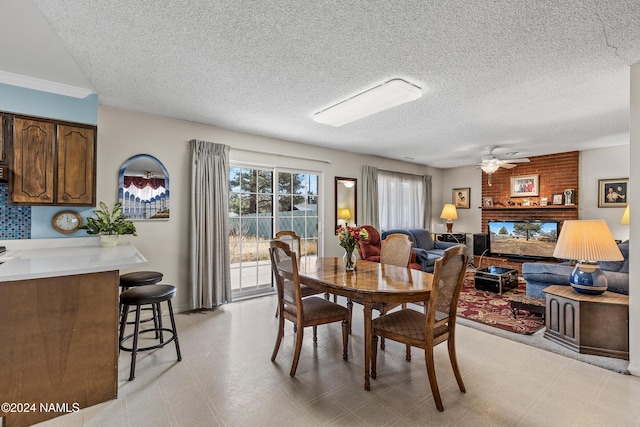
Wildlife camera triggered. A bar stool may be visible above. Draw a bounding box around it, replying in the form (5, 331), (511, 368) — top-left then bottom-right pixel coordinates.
(120, 271), (163, 289)
(119, 284), (182, 381)
(119, 271), (163, 326)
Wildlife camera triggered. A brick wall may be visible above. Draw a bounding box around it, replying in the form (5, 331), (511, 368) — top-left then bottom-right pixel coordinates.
(480, 151), (579, 233)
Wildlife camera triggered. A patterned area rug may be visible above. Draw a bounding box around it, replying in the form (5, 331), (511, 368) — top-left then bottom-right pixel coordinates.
(457, 273), (544, 335)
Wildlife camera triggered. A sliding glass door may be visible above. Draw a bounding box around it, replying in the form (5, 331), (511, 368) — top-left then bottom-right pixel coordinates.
(229, 165), (320, 298)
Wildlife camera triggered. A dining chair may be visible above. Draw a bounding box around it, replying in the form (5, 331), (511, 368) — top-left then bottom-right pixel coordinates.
(269, 240), (350, 376)
(348, 233), (415, 331)
(274, 230), (328, 318)
(370, 245), (468, 411)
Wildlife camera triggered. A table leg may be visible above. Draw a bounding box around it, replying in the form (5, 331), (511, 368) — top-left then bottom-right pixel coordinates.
(363, 301), (373, 390)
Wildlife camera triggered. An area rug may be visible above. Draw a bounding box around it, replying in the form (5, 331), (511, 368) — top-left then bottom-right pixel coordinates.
(456, 273), (544, 335)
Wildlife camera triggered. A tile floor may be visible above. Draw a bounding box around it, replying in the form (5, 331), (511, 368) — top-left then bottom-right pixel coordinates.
(35, 294), (640, 427)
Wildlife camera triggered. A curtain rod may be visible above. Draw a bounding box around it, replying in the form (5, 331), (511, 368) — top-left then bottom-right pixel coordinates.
(378, 167), (427, 177)
(232, 147), (331, 164)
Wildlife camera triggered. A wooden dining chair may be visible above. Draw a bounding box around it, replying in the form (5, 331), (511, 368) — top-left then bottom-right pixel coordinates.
(274, 230), (328, 318)
(370, 245), (468, 411)
(269, 240), (350, 376)
(380, 233), (413, 266)
(348, 233), (415, 336)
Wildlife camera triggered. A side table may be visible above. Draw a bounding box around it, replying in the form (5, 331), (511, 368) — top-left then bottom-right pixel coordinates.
(543, 285), (629, 360)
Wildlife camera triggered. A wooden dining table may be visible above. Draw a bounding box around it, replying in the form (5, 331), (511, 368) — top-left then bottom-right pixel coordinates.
(296, 257), (434, 390)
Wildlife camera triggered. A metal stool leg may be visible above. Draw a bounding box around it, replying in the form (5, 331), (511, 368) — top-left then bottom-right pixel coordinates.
(129, 305), (142, 381)
(167, 299), (182, 361)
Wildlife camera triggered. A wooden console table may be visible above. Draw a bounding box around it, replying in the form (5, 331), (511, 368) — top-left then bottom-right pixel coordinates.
(544, 285), (629, 360)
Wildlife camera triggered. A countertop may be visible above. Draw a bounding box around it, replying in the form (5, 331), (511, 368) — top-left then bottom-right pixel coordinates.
(0, 241), (148, 282)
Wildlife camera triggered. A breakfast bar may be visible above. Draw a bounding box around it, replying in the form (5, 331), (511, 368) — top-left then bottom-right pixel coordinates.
(0, 241), (147, 427)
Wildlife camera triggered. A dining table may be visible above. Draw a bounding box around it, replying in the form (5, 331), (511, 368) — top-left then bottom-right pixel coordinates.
(295, 257), (434, 390)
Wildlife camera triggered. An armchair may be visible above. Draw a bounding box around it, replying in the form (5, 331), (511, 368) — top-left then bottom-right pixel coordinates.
(408, 228), (462, 273)
(382, 228), (462, 273)
(357, 225), (381, 263)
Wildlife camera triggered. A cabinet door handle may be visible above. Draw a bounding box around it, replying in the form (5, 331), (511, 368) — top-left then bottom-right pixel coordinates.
(62, 195), (68, 200)
(42, 195), (50, 200)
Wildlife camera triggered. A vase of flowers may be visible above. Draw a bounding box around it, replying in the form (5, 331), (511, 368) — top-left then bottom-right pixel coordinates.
(337, 225), (369, 271)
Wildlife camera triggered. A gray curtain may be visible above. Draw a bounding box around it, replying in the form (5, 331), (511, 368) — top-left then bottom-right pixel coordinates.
(422, 174), (432, 230)
(189, 139), (231, 309)
(362, 165), (379, 229)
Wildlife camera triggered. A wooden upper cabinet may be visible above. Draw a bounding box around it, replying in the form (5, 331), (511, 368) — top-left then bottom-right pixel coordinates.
(11, 118), (55, 204)
(9, 115), (96, 205)
(57, 125), (96, 205)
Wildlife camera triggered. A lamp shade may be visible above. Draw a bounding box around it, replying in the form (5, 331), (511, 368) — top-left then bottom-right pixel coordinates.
(440, 204), (458, 220)
(621, 205), (630, 224)
(338, 208), (352, 220)
(553, 220), (623, 262)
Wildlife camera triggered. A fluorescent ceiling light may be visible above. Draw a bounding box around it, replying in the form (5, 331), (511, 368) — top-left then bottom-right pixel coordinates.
(313, 79), (422, 127)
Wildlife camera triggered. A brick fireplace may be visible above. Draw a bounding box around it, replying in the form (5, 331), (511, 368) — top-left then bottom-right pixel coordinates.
(476, 151), (579, 273)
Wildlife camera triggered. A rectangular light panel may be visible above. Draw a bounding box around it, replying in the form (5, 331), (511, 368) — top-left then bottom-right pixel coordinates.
(313, 79), (422, 127)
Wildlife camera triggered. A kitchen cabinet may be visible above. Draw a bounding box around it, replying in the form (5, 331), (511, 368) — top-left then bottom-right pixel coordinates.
(9, 115), (96, 205)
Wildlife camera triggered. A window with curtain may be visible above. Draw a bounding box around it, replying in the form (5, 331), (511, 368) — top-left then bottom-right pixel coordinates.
(378, 170), (424, 230)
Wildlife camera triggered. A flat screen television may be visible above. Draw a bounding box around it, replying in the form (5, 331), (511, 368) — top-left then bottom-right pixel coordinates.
(487, 219), (560, 260)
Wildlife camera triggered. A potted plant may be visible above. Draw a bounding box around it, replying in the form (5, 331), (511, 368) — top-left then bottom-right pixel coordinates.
(81, 201), (137, 247)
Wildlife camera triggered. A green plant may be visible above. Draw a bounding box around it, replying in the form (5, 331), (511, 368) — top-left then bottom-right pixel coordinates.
(81, 202), (137, 236)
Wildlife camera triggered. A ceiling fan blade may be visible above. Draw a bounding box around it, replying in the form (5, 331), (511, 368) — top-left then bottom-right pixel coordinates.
(501, 158), (530, 163)
(500, 163), (518, 169)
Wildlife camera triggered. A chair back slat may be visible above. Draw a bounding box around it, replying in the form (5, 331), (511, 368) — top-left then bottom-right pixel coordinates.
(270, 240), (303, 312)
(275, 230), (301, 262)
(427, 245), (468, 327)
(380, 233), (413, 268)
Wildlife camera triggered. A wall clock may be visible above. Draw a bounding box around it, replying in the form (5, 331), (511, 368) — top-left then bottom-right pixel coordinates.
(52, 210), (83, 234)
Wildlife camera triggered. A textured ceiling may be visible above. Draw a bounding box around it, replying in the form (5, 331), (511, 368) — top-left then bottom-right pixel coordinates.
(10, 1), (640, 167)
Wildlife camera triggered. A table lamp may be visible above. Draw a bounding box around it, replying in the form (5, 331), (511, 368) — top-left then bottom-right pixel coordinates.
(440, 204), (458, 233)
(621, 205), (629, 224)
(338, 208), (352, 226)
(552, 220), (623, 295)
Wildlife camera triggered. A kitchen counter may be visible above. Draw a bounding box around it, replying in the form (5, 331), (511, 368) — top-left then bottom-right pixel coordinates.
(0, 241), (147, 427)
(0, 241), (148, 281)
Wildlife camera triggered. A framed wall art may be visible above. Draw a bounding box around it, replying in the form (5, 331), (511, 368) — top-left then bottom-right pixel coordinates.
(510, 174), (539, 197)
(552, 194), (563, 205)
(598, 178), (628, 207)
(453, 188), (470, 209)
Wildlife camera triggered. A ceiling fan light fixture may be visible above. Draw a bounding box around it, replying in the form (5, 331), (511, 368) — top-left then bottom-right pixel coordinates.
(313, 79), (422, 127)
(480, 160), (501, 174)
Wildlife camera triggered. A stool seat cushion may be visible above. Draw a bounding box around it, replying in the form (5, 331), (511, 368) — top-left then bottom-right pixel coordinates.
(120, 284), (176, 305)
(120, 271), (163, 287)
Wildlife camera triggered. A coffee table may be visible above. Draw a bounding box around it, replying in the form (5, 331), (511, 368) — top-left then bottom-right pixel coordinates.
(474, 266), (518, 294)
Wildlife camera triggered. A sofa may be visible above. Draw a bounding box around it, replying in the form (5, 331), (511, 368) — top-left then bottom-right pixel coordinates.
(522, 241), (629, 298)
(381, 228), (461, 273)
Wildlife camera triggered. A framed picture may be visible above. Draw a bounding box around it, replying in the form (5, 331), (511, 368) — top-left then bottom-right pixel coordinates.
(552, 194), (563, 205)
(484, 196), (493, 207)
(453, 188), (470, 209)
(510, 174), (539, 197)
(540, 197), (548, 206)
(598, 178), (628, 207)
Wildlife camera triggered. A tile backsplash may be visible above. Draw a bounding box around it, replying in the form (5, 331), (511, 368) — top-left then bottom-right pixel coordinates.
(0, 183), (31, 239)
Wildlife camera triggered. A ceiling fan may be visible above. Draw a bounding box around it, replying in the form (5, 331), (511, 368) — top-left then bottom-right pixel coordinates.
(477, 146), (530, 185)
(478, 145), (530, 174)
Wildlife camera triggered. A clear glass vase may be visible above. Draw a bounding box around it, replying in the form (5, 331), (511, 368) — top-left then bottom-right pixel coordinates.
(343, 249), (356, 271)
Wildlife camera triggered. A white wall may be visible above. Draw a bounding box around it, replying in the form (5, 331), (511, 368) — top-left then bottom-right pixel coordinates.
(97, 106), (443, 311)
(628, 64), (639, 376)
(579, 146), (630, 241)
(440, 167), (483, 234)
